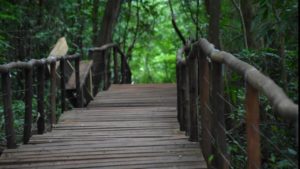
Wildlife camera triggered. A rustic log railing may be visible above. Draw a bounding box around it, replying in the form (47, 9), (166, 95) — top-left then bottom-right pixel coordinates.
(176, 38), (298, 169)
(0, 42), (132, 150)
(89, 43), (131, 95)
(0, 54), (81, 149)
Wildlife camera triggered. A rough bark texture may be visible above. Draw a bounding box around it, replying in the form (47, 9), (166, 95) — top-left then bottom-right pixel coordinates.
(92, 0), (122, 95)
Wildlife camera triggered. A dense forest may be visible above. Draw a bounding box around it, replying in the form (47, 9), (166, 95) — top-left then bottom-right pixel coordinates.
(0, 0), (298, 168)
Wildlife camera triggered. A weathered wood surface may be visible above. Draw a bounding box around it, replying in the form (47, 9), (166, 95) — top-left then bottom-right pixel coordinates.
(0, 84), (207, 169)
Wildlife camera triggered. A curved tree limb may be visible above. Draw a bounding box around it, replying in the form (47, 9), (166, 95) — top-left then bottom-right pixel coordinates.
(126, 0), (140, 58)
(168, 0), (186, 45)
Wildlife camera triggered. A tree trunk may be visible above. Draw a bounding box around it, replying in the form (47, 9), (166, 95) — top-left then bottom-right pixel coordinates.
(241, 0), (256, 49)
(92, 0), (100, 46)
(92, 0), (122, 95)
(205, 0), (221, 49)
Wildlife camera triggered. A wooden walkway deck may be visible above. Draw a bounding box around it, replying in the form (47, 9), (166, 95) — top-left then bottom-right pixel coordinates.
(0, 84), (207, 169)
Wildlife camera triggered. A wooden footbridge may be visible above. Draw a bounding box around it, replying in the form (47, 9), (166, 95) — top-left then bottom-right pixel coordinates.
(0, 38), (298, 169)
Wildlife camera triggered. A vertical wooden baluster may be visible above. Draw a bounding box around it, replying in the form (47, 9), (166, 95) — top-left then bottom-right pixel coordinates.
(75, 56), (83, 107)
(181, 62), (190, 135)
(113, 47), (119, 84)
(50, 61), (57, 127)
(121, 52), (126, 84)
(2, 72), (17, 148)
(106, 49), (111, 89)
(246, 82), (260, 169)
(60, 58), (66, 113)
(187, 49), (198, 142)
(199, 52), (212, 162)
(103, 50), (108, 90)
(37, 64), (45, 134)
(24, 67), (33, 144)
(176, 61), (183, 130)
(96, 50), (106, 92)
(211, 61), (228, 168)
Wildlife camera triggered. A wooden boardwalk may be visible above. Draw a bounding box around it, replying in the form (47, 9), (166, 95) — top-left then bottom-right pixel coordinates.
(0, 84), (207, 169)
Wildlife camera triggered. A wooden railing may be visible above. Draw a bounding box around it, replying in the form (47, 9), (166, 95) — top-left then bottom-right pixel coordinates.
(89, 43), (131, 95)
(176, 38), (298, 169)
(0, 42), (132, 150)
(0, 54), (81, 149)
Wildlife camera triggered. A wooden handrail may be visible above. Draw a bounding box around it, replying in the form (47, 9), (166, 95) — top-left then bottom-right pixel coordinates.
(0, 39), (130, 151)
(0, 54), (79, 73)
(198, 38), (298, 120)
(0, 54), (81, 149)
(89, 43), (131, 94)
(176, 38), (298, 169)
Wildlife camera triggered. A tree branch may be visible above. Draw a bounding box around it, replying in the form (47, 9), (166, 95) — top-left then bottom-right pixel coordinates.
(231, 0), (248, 49)
(168, 0), (186, 45)
(126, 0), (140, 57)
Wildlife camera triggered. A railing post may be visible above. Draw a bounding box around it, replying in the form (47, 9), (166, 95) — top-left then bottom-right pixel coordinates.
(75, 56), (83, 107)
(50, 61), (57, 127)
(211, 61), (228, 168)
(176, 61), (184, 131)
(198, 51), (212, 162)
(60, 57), (66, 113)
(23, 67), (33, 144)
(90, 49), (104, 95)
(245, 82), (261, 169)
(102, 50), (110, 90)
(113, 47), (119, 84)
(121, 53), (126, 84)
(181, 62), (190, 136)
(1, 72), (17, 149)
(37, 64), (45, 134)
(187, 49), (198, 142)
(98, 50), (106, 92)
(105, 49), (111, 89)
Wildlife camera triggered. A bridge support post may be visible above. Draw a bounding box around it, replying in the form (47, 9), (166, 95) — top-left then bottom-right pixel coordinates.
(121, 52), (126, 84)
(104, 49), (111, 90)
(37, 64), (45, 134)
(60, 58), (66, 113)
(24, 67), (33, 144)
(50, 61), (57, 127)
(181, 62), (189, 135)
(187, 47), (199, 142)
(91, 50), (106, 95)
(177, 61), (185, 131)
(245, 82), (261, 169)
(1, 72), (17, 149)
(113, 47), (119, 84)
(211, 61), (228, 168)
(198, 49), (212, 163)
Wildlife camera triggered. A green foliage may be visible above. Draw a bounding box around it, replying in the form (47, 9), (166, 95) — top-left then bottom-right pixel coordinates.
(0, 0), (298, 168)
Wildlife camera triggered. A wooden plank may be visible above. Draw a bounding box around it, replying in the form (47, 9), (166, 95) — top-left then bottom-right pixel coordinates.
(66, 61), (93, 90)
(0, 84), (207, 169)
(49, 37), (68, 58)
